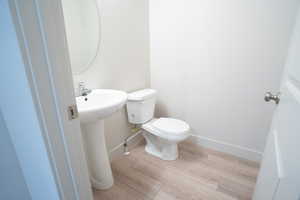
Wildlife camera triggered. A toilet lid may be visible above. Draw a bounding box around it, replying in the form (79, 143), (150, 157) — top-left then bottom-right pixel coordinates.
(152, 118), (190, 135)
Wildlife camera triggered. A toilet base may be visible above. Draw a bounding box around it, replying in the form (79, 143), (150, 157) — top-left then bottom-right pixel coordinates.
(143, 132), (178, 160)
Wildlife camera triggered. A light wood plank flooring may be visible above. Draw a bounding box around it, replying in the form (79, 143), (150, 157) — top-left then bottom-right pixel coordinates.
(93, 140), (259, 200)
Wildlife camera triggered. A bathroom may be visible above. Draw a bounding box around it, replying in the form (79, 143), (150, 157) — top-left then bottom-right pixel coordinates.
(1, 0), (300, 199)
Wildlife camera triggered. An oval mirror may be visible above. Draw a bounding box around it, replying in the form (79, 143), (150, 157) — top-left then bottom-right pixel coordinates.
(62, 0), (100, 74)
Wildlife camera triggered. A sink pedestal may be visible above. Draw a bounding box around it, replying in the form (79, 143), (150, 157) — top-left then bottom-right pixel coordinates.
(81, 120), (114, 190)
(76, 89), (127, 190)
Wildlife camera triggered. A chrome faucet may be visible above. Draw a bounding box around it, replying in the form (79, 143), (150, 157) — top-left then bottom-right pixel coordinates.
(78, 82), (92, 96)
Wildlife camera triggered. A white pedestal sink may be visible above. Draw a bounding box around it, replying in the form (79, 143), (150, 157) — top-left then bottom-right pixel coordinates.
(76, 89), (127, 190)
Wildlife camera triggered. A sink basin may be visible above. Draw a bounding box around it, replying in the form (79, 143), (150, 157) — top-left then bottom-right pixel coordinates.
(76, 89), (127, 123)
(76, 89), (127, 190)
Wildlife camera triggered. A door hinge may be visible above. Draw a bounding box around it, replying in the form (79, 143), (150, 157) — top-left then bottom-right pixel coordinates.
(68, 105), (78, 120)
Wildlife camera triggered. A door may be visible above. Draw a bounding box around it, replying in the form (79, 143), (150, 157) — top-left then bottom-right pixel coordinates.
(5, 0), (93, 199)
(253, 10), (300, 200)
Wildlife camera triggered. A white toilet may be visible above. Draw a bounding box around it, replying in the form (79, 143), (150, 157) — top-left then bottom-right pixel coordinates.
(126, 89), (190, 160)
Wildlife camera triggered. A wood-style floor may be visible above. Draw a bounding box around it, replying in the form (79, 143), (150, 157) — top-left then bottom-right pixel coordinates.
(93, 140), (259, 200)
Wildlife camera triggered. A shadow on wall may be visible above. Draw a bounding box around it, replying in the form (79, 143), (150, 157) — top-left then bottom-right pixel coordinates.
(155, 101), (169, 118)
(104, 108), (132, 151)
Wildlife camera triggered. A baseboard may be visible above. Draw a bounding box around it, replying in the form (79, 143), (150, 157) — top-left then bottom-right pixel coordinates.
(188, 135), (262, 162)
(109, 131), (144, 161)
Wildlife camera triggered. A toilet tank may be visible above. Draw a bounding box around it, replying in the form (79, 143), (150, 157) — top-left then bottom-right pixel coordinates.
(126, 89), (157, 124)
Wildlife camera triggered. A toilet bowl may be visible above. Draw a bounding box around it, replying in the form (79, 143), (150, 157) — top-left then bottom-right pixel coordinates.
(126, 89), (191, 160)
(142, 118), (190, 160)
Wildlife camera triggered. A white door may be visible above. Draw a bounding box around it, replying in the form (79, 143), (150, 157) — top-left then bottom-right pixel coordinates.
(253, 10), (300, 200)
(6, 0), (94, 199)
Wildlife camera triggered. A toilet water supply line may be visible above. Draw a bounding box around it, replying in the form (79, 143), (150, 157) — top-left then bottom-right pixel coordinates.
(123, 125), (142, 155)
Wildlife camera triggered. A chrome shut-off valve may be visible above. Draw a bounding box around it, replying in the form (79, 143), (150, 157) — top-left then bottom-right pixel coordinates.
(264, 92), (280, 104)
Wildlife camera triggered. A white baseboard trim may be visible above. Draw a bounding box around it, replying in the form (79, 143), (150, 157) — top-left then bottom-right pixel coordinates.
(109, 131), (144, 161)
(188, 135), (262, 162)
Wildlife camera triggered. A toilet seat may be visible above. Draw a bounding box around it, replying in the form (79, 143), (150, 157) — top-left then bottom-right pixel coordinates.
(142, 118), (190, 141)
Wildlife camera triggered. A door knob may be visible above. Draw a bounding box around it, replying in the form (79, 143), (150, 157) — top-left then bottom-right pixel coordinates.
(264, 92), (280, 104)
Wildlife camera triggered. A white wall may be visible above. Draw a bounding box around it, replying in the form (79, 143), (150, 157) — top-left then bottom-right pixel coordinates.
(72, 0), (149, 152)
(150, 0), (300, 160)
